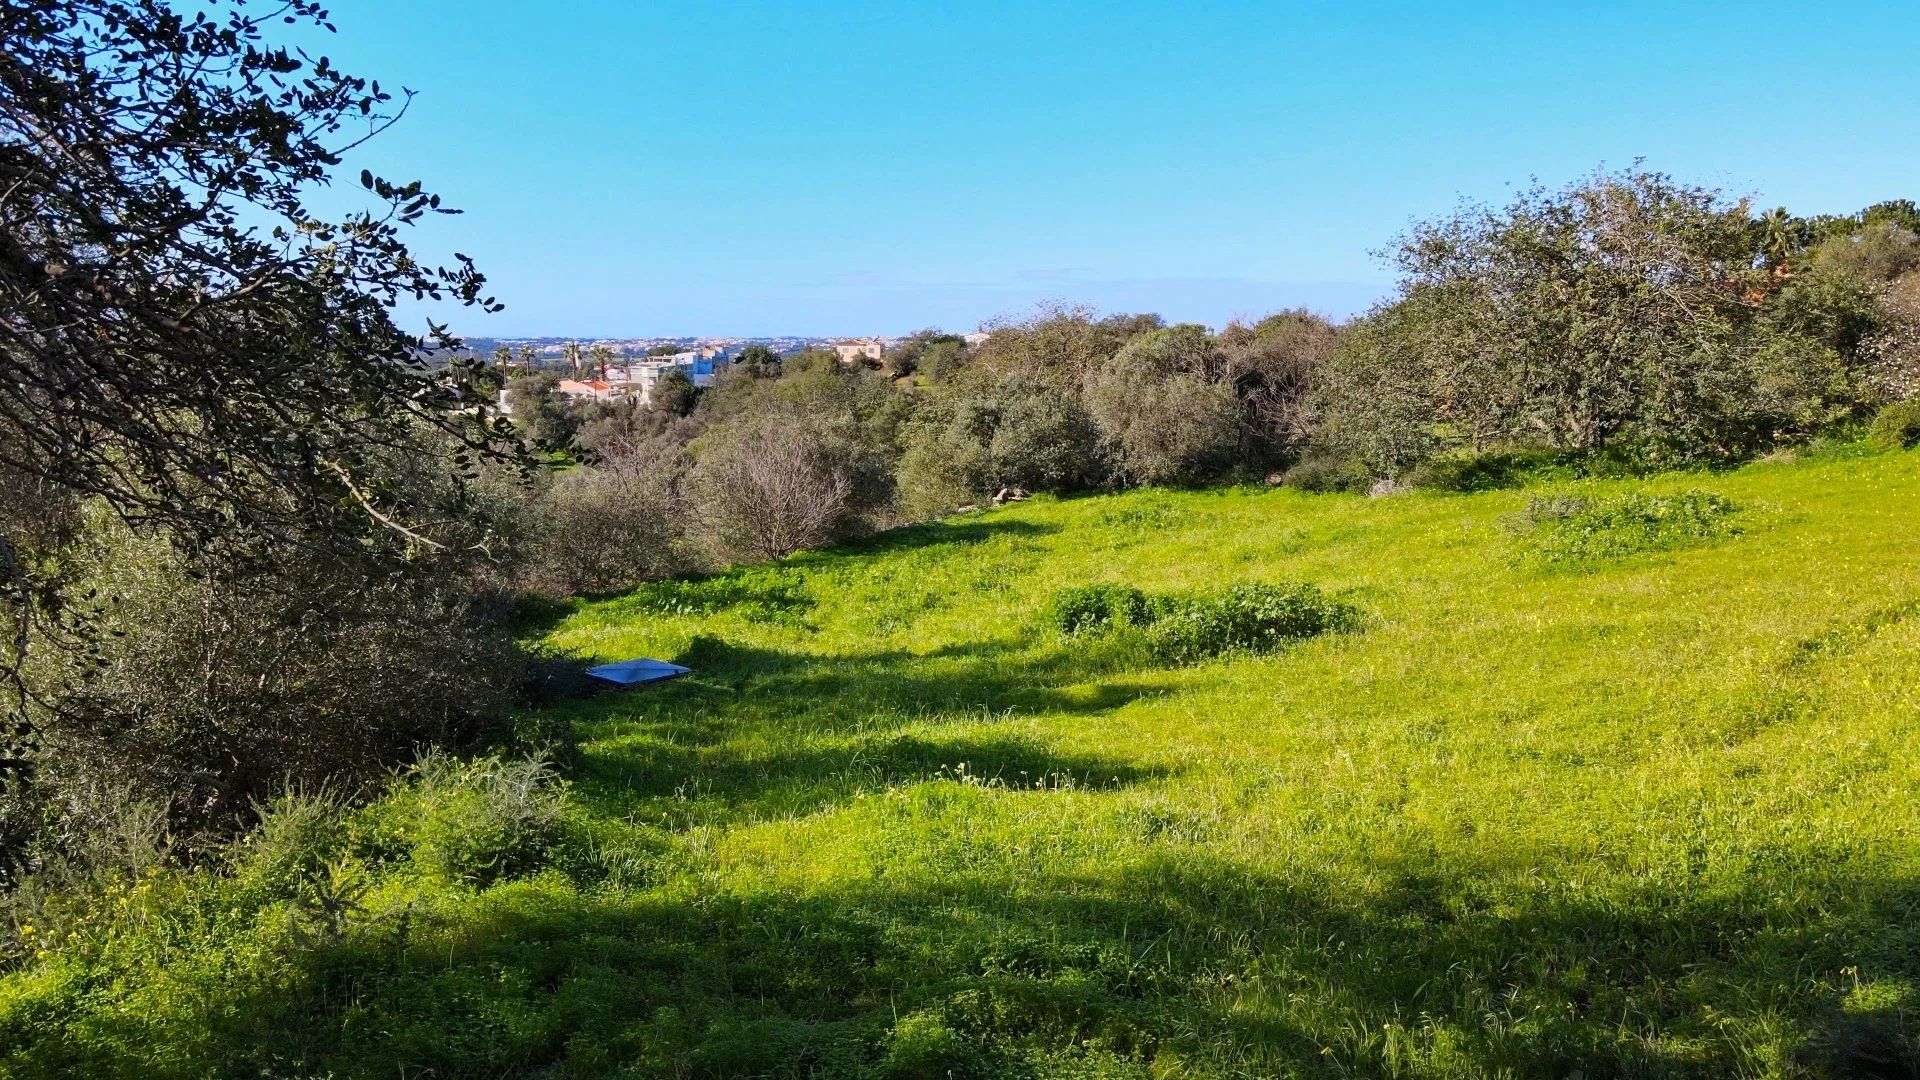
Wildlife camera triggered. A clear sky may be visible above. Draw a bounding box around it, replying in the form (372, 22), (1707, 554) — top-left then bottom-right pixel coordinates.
(304, 1), (1920, 338)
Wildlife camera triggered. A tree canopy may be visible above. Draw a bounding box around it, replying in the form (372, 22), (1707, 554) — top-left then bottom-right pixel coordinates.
(0, 0), (523, 754)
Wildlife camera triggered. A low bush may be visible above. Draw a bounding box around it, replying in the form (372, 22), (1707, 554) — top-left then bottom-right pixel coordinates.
(372, 751), (567, 886)
(1869, 399), (1920, 449)
(1282, 454), (1372, 493)
(690, 417), (891, 561)
(525, 463), (698, 597)
(1146, 582), (1359, 663)
(226, 790), (350, 901)
(1043, 583), (1155, 635)
(19, 521), (523, 855)
(1044, 581), (1356, 663)
(1516, 490), (1741, 562)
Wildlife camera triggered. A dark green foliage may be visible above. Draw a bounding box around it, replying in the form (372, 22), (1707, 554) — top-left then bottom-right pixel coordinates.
(968, 303), (1152, 394)
(1869, 400), (1920, 449)
(1084, 325), (1241, 485)
(1043, 584), (1155, 636)
(1404, 449), (1579, 492)
(1282, 453), (1372, 493)
(505, 370), (584, 452)
(18, 522), (521, 854)
(883, 330), (967, 380)
(0, 0), (530, 826)
(1044, 581), (1356, 663)
(1218, 309), (1340, 466)
(650, 369), (702, 417)
(896, 377), (1104, 517)
(1312, 169), (1910, 472)
(1516, 490), (1741, 563)
(733, 343), (784, 379)
(1144, 583), (1359, 663)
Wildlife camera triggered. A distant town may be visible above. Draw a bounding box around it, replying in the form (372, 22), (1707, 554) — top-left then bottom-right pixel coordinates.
(464, 333), (989, 407)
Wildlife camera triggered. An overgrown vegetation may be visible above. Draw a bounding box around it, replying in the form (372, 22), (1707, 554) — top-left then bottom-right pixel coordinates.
(1514, 490), (1745, 563)
(9, 4), (1920, 1075)
(1046, 580), (1358, 663)
(494, 175), (1920, 599)
(4, 448), (1920, 1075)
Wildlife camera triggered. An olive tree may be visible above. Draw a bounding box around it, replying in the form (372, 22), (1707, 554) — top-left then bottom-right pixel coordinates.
(1313, 168), (1882, 468)
(1084, 324), (1240, 484)
(1218, 309), (1339, 465)
(690, 418), (886, 561)
(0, 2), (524, 794)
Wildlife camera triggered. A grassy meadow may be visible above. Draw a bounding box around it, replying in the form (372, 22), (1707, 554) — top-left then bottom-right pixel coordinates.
(7, 444), (1920, 1077)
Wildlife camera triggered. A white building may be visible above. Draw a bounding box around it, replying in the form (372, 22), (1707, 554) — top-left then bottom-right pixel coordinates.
(832, 338), (885, 364)
(615, 352), (730, 404)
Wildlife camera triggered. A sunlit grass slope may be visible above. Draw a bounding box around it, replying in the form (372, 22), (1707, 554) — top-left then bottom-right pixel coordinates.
(9, 446), (1920, 1077)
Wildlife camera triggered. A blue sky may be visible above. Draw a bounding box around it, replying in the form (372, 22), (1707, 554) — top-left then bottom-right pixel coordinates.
(306, 1), (1920, 338)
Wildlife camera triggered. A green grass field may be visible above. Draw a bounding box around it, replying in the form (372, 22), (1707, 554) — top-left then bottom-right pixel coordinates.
(7, 446), (1920, 1077)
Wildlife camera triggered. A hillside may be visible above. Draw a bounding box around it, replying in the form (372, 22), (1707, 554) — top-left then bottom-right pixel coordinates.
(8, 446), (1920, 1077)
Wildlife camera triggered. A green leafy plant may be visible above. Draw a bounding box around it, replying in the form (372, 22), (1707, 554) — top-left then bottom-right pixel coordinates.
(383, 751), (568, 886)
(1517, 490), (1741, 562)
(227, 790), (350, 901)
(1145, 583), (1359, 663)
(1869, 400), (1920, 449)
(1045, 581), (1357, 662)
(1043, 583), (1156, 636)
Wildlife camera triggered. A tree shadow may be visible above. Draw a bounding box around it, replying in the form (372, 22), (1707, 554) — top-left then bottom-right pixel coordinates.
(502, 516), (1058, 644)
(65, 846), (1920, 1078)
(570, 728), (1167, 825)
(553, 632), (1171, 825)
(828, 516), (1058, 557)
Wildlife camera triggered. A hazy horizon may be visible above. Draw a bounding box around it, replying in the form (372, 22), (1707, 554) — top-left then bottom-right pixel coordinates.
(297, 1), (1920, 338)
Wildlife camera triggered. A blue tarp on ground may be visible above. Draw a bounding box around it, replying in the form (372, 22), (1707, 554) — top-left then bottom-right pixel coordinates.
(585, 658), (692, 687)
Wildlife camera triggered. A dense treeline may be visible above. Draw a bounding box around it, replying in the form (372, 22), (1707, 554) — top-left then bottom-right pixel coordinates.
(509, 168), (1920, 599)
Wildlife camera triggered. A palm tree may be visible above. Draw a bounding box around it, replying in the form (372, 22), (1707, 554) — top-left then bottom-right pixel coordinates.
(1759, 207), (1802, 271)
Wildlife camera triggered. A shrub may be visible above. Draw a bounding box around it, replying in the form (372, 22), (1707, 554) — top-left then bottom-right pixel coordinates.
(895, 378), (1103, 518)
(382, 751), (567, 886)
(20, 521), (522, 852)
(895, 427), (990, 520)
(983, 382), (1103, 493)
(1044, 581), (1357, 663)
(1219, 308), (1340, 465)
(1084, 325), (1241, 485)
(227, 790), (350, 901)
(1146, 583), (1358, 663)
(528, 463), (697, 596)
(1044, 583), (1154, 635)
(1517, 490), (1741, 562)
(1282, 454), (1372, 493)
(690, 417), (889, 561)
(1869, 399), (1920, 449)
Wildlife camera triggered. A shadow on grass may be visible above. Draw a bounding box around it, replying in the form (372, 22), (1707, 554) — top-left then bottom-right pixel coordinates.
(552, 632), (1171, 824)
(504, 515), (1059, 645)
(829, 516), (1058, 556)
(51, 849), (1920, 1078)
